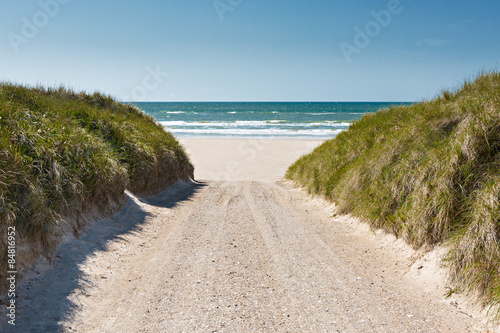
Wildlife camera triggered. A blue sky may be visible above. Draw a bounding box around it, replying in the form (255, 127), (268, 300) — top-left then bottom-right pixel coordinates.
(1, 0), (499, 102)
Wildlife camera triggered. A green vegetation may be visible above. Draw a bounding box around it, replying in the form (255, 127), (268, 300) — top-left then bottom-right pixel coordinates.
(0, 83), (193, 291)
(287, 72), (500, 317)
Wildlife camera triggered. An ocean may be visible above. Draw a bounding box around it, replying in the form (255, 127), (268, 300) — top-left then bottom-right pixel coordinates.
(131, 102), (410, 139)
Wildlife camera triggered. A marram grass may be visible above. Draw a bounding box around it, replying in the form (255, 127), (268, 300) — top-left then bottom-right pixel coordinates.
(286, 72), (500, 319)
(0, 83), (193, 292)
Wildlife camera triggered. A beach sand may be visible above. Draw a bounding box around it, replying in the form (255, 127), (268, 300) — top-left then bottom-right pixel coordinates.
(178, 137), (325, 182)
(3, 137), (490, 332)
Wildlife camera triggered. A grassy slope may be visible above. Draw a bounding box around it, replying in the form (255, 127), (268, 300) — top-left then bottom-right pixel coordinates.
(287, 72), (500, 316)
(0, 84), (193, 292)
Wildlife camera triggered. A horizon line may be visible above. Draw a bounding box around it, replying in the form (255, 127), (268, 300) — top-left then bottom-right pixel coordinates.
(123, 101), (416, 103)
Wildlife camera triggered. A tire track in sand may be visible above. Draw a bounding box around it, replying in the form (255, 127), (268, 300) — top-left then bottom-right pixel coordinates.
(6, 180), (483, 332)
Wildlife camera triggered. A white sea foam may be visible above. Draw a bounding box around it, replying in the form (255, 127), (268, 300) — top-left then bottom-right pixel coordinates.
(167, 128), (342, 137)
(160, 121), (351, 128)
(160, 121), (187, 126)
(305, 112), (340, 115)
(161, 121), (226, 127)
(305, 122), (351, 127)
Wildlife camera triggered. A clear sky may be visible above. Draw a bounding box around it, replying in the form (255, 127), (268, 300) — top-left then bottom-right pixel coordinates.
(1, 0), (499, 102)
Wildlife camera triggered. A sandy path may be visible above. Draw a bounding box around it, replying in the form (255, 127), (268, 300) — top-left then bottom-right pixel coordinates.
(6, 180), (482, 332)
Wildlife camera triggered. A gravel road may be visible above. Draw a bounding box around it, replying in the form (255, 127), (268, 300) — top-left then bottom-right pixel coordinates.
(6, 180), (483, 332)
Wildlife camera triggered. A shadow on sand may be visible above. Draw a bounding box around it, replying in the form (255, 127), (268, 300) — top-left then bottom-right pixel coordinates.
(2, 179), (207, 333)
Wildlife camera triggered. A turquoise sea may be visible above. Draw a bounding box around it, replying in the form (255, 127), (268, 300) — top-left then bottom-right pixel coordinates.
(131, 102), (411, 139)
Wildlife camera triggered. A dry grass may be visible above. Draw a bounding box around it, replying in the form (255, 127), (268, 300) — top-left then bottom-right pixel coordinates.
(286, 71), (500, 319)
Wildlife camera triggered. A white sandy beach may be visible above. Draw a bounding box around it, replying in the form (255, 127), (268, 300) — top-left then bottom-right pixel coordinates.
(178, 137), (325, 182)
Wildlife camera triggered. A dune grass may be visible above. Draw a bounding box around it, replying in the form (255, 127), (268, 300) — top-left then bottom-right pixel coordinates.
(0, 83), (193, 292)
(286, 72), (500, 318)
